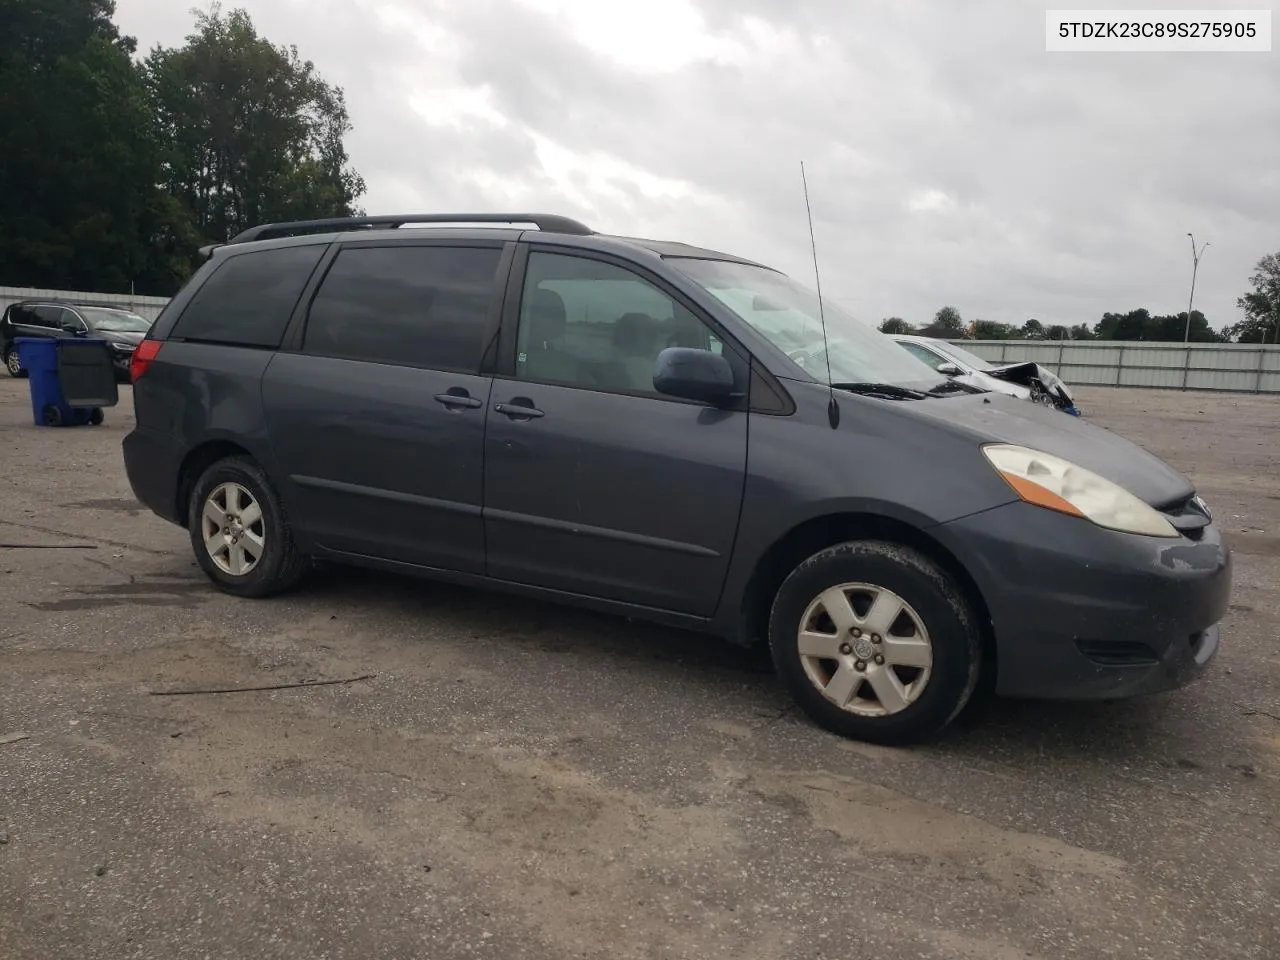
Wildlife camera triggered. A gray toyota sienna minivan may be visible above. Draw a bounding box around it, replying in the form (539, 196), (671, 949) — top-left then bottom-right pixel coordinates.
(122, 213), (1231, 744)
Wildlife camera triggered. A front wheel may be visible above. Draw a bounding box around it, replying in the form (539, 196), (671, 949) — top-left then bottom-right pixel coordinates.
(187, 456), (310, 598)
(4, 347), (26, 378)
(768, 541), (981, 745)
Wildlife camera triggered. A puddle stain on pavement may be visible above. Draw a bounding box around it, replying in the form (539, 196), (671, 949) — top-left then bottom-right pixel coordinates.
(24, 576), (211, 612)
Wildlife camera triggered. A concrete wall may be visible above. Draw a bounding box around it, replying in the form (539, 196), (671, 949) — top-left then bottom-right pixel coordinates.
(949, 339), (1280, 394)
(1, 286), (170, 323)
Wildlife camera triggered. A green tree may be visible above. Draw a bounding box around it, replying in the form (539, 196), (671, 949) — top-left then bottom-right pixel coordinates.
(1021, 318), (1045, 340)
(1068, 323), (1095, 340)
(1045, 324), (1070, 341)
(878, 317), (914, 335)
(145, 4), (366, 245)
(1094, 309), (1149, 340)
(920, 306), (965, 338)
(1092, 308), (1219, 342)
(1224, 252), (1280, 343)
(934, 306), (964, 333)
(972, 319), (1017, 340)
(0, 0), (192, 292)
(1163, 311), (1221, 342)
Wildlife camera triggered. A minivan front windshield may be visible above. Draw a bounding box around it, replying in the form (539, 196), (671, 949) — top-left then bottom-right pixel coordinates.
(671, 258), (945, 389)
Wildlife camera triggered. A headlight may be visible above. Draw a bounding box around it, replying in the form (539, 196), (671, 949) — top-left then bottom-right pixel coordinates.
(982, 444), (1178, 538)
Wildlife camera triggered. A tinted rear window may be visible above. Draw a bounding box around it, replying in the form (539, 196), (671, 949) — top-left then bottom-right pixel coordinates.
(5, 305), (43, 327)
(303, 244), (503, 372)
(169, 244), (325, 347)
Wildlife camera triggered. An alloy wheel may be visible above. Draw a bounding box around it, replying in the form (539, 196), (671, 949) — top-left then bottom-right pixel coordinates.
(796, 582), (934, 717)
(201, 482), (266, 576)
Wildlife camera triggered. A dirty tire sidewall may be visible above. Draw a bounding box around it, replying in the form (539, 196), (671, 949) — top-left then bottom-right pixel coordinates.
(768, 540), (981, 746)
(188, 456), (309, 599)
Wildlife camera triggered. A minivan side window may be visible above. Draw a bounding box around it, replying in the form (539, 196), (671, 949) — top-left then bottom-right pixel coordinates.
(170, 244), (325, 348)
(7, 305), (41, 327)
(32, 306), (65, 328)
(516, 251), (722, 396)
(59, 309), (86, 331)
(303, 245), (504, 373)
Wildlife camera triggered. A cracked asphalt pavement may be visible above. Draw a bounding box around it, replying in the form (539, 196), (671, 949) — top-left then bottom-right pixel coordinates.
(1, 379), (1278, 959)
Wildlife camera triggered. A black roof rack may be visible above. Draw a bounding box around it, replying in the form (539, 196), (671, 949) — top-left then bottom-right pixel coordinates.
(7, 297), (142, 311)
(224, 213), (595, 248)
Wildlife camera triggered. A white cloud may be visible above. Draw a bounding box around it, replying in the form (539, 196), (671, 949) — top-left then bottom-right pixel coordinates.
(111, 0), (1280, 331)
(511, 0), (747, 72)
(907, 190), (955, 214)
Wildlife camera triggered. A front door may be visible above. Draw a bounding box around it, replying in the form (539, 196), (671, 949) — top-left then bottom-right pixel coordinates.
(482, 249), (749, 617)
(263, 240), (508, 573)
(53, 307), (87, 337)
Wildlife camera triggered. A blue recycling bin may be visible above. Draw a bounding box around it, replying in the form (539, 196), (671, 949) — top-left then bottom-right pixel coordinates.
(14, 337), (118, 427)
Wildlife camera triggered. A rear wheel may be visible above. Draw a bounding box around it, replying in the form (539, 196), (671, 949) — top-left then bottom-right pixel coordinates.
(188, 457), (310, 598)
(4, 347), (26, 378)
(768, 540), (981, 745)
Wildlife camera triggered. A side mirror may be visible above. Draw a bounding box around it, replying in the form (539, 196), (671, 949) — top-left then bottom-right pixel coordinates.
(936, 362), (962, 376)
(61, 322), (83, 335)
(653, 347), (736, 405)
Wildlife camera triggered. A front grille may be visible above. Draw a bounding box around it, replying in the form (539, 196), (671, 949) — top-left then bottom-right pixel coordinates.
(1156, 494), (1210, 541)
(1076, 639), (1160, 667)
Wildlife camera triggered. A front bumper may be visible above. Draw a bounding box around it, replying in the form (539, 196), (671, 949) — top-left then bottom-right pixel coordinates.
(941, 500), (1231, 700)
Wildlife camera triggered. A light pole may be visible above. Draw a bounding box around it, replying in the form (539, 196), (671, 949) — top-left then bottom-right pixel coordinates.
(1184, 233), (1209, 342)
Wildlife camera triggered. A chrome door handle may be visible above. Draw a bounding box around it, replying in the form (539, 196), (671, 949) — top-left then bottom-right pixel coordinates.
(494, 401), (544, 419)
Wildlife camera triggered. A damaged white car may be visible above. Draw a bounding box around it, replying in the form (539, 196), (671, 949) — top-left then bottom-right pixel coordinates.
(891, 334), (1081, 416)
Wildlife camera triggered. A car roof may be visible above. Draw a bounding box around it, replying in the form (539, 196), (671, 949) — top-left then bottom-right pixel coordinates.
(201, 213), (774, 270)
(893, 334), (970, 351)
(598, 235), (768, 267)
(7, 299), (138, 312)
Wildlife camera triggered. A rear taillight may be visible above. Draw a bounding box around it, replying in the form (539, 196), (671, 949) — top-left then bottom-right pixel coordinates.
(130, 339), (163, 381)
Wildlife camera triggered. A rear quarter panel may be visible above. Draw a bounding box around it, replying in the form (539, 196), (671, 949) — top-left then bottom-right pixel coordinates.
(131, 342), (280, 513)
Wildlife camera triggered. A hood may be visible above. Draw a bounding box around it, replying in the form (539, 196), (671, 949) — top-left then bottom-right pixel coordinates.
(966, 371), (1029, 399)
(901, 392), (1194, 507)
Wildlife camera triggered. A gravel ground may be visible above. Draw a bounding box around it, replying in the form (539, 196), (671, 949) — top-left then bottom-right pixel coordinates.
(1, 379), (1277, 960)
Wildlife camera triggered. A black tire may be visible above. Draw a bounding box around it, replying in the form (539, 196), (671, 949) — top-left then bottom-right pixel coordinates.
(768, 540), (981, 746)
(187, 456), (310, 598)
(43, 405), (62, 426)
(4, 347), (27, 378)
(89, 408), (104, 426)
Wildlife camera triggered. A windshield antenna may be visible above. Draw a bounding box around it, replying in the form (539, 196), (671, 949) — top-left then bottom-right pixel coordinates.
(800, 161), (839, 429)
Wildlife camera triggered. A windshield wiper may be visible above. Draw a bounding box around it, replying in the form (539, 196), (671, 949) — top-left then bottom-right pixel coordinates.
(926, 379), (986, 396)
(832, 382), (931, 401)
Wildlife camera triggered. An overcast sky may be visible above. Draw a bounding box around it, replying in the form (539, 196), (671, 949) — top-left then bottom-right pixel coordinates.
(113, 0), (1277, 331)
